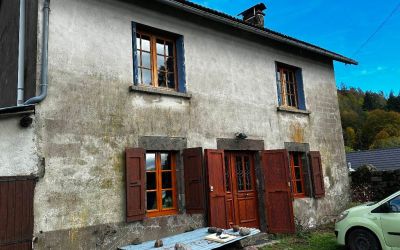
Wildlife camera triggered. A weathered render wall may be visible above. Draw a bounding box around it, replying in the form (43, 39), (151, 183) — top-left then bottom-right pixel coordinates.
(0, 117), (39, 176)
(31, 0), (349, 248)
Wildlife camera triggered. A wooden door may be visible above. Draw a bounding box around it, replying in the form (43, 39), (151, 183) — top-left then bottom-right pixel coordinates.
(205, 149), (228, 229)
(261, 150), (295, 234)
(231, 153), (259, 228)
(0, 177), (35, 250)
(224, 152), (259, 228)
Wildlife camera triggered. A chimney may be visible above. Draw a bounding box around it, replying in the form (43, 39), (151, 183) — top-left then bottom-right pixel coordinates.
(239, 3), (267, 28)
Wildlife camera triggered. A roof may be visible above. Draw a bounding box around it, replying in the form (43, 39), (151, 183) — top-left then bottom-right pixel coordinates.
(157, 0), (358, 65)
(346, 148), (400, 171)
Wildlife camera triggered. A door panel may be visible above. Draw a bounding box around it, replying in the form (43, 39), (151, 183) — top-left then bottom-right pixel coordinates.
(205, 149), (228, 229)
(262, 150), (295, 234)
(380, 195), (400, 247)
(226, 152), (259, 228)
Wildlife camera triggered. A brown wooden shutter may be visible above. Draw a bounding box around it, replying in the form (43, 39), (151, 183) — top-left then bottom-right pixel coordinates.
(261, 150), (295, 234)
(205, 149), (228, 229)
(309, 151), (325, 198)
(0, 177), (35, 249)
(183, 148), (205, 214)
(125, 148), (146, 222)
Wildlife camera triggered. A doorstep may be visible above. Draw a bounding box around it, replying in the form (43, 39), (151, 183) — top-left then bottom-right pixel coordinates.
(119, 228), (260, 250)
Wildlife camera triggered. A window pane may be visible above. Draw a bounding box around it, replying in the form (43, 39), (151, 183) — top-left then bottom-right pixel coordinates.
(158, 71), (167, 87)
(141, 52), (151, 68)
(142, 69), (152, 85)
(295, 167), (301, 179)
(166, 57), (174, 72)
(141, 35), (150, 51)
(293, 153), (299, 166)
(167, 73), (175, 89)
(156, 39), (164, 55)
(165, 41), (174, 56)
(146, 153), (156, 171)
(160, 153), (171, 170)
(146, 172), (156, 190)
(147, 192), (157, 210)
(296, 181), (303, 194)
(136, 36), (141, 50)
(162, 172), (172, 189)
(236, 156), (244, 191)
(244, 156), (252, 190)
(157, 55), (166, 71)
(162, 190), (173, 208)
(288, 72), (294, 83)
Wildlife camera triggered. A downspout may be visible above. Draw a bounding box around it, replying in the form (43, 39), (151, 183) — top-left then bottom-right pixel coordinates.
(17, 0), (26, 106)
(24, 0), (50, 105)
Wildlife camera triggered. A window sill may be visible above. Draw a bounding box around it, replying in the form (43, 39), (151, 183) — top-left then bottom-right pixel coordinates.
(0, 104), (35, 119)
(129, 85), (192, 99)
(277, 106), (310, 115)
(146, 209), (178, 218)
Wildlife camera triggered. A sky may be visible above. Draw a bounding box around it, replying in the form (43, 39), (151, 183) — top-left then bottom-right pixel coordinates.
(190, 0), (400, 95)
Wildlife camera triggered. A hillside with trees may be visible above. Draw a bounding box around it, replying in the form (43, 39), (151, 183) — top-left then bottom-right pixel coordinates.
(337, 86), (400, 152)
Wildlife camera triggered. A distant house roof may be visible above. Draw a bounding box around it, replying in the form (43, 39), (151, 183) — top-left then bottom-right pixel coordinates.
(346, 148), (400, 171)
(157, 0), (358, 65)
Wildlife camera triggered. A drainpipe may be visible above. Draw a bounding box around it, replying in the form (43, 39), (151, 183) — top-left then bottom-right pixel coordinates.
(17, 0), (26, 106)
(24, 0), (50, 105)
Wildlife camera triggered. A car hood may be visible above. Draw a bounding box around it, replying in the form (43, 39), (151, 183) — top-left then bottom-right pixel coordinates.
(347, 203), (376, 213)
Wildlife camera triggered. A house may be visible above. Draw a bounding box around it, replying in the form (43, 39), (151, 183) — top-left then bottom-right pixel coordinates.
(346, 147), (400, 171)
(0, 0), (357, 249)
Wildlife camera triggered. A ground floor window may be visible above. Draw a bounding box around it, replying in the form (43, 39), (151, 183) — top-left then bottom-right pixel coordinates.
(145, 152), (178, 217)
(289, 152), (306, 198)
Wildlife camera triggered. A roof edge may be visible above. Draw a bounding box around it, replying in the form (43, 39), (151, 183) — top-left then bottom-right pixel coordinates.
(157, 0), (358, 65)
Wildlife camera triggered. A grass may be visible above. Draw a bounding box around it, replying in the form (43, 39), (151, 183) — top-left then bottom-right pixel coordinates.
(261, 224), (345, 250)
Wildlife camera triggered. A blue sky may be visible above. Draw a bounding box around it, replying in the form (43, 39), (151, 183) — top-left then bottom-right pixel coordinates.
(191, 0), (400, 95)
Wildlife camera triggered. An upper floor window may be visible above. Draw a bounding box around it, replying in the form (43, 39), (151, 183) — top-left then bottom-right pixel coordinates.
(276, 63), (306, 110)
(136, 32), (177, 90)
(132, 23), (186, 93)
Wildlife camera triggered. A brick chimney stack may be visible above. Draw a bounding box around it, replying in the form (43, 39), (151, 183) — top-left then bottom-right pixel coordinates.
(239, 3), (267, 28)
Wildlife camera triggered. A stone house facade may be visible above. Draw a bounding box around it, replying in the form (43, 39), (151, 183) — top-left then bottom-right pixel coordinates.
(0, 0), (357, 249)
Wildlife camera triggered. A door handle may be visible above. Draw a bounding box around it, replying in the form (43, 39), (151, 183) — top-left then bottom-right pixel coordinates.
(210, 186), (214, 192)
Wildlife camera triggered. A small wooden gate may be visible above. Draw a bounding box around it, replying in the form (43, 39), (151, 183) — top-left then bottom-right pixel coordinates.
(0, 177), (35, 250)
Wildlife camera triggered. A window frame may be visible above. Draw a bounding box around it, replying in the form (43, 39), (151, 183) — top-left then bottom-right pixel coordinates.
(145, 151), (178, 217)
(135, 30), (179, 91)
(277, 64), (299, 108)
(289, 152), (306, 198)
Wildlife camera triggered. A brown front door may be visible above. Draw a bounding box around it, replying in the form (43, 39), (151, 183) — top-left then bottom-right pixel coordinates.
(225, 152), (259, 228)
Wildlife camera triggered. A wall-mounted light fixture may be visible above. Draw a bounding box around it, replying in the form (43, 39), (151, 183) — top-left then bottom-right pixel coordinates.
(20, 116), (33, 128)
(235, 132), (247, 140)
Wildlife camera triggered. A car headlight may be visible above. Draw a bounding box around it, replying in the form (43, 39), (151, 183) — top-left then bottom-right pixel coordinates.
(336, 211), (349, 223)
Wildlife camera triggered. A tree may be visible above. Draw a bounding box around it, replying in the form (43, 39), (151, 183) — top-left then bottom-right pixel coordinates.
(344, 127), (356, 149)
(362, 91), (386, 111)
(370, 137), (400, 149)
(386, 91), (400, 112)
(362, 110), (400, 149)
